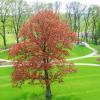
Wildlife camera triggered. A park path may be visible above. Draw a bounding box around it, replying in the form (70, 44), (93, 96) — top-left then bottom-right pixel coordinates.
(0, 63), (100, 67)
(0, 49), (12, 65)
(67, 42), (100, 61)
(0, 42), (100, 67)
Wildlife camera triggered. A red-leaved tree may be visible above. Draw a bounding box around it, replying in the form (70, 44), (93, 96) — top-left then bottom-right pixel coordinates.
(9, 10), (76, 99)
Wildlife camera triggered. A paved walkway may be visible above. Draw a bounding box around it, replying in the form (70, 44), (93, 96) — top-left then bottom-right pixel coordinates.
(74, 63), (100, 67)
(0, 49), (8, 52)
(68, 42), (100, 61)
(0, 42), (100, 67)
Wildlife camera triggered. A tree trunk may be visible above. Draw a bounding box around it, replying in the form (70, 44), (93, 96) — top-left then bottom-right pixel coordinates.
(94, 37), (97, 45)
(77, 16), (80, 44)
(44, 70), (52, 100)
(77, 33), (80, 44)
(68, 13), (72, 30)
(84, 24), (88, 42)
(15, 33), (19, 43)
(74, 14), (77, 32)
(43, 42), (52, 99)
(3, 36), (6, 48)
(3, 22), (6, 48)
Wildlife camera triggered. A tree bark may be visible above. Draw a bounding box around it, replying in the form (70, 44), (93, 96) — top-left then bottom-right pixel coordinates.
(2, 22), (7, 48)
(3, 35), (6, 48)
(94, 37), (97, 45)
(74, 14), (77, 32)
(77, 15), (80, 44)
(44, 70), (52, 99)
(43, 41), (52, 99)
(15, 33), (19, 43)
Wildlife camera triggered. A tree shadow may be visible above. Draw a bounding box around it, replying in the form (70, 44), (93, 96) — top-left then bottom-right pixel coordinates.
(13, 92), (45, 100)
(13, 92), (29, 100)
(54, 95), (81, 100)
(13, 93), (80, 100)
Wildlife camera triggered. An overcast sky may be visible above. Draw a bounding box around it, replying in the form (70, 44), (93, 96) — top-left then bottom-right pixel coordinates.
(25, 0), (100, 5)
(25, 0), (100, 12)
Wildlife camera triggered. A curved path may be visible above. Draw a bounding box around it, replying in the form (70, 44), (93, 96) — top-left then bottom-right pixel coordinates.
(0, 42), (100, 67)
(67, 42), (100, 61)
(0, 49), (8, 52)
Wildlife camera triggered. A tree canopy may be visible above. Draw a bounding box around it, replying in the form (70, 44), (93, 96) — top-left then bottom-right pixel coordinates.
(9, 10), (76, 98)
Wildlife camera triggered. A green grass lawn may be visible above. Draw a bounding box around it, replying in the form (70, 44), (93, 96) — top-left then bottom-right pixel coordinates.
(90, 44), (98, 49)
(0, 44), (93, 60)
(67, 45), (92, 58)
(0, 50), (9, 59)
(0, 40), (99, 100)
(0, 34), (16, 49)
(72, 57), (100, 64)
(0, 66), (100, 100)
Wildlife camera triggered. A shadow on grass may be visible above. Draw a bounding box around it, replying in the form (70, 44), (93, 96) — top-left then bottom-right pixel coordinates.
(13, 92), (80, 100)
(54, 95), (81, 100)
(13, 92), (45, 100)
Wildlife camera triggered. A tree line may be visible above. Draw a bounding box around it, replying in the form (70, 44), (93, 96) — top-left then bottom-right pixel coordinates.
(0, 0), (100, 48)
(65, 2), (100, 45)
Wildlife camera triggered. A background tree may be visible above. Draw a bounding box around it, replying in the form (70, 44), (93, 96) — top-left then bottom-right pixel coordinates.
(47, 3), (53, 11)
(69, 2), (80, 32)
(0, 0), (10, 48)
(66, 3), (73, 30)
(10, 0), (31, 43)
(76, 3), (84, 38)
(66, 2), (84, 43)
(54, 1), (61, 14)
(32, 1), (48, 14)
(9, 11), (76, 99)
(90, 5), (100, 44)
(83, 6), (91, 42)
(95, 19), (100, 45)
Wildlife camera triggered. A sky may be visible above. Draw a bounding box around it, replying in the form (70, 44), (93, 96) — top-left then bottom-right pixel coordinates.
(25, 0), (100, 12)
(25, 0), (100, 5)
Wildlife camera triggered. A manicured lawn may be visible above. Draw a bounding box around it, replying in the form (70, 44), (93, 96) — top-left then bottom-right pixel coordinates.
(0, 66), (100, 100)
(0, 44), (92, 60)
(90, 44), (98, 49)
(67, 45), (92, 58)
(0, 43), (96, 61)
(0, 34), (16, 49)
(72, 57), (100, 64)
(0, 50), (9, 59)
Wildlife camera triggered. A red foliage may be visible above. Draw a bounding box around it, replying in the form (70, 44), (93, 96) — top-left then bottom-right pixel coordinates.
(9, 10), (76, 87)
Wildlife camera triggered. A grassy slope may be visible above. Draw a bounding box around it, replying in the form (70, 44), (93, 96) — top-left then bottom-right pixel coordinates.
(67, 45), (92, 58)
(0, 66), (100, 100)
(90, 44), (98, 49)
(0, 44), (92, 60)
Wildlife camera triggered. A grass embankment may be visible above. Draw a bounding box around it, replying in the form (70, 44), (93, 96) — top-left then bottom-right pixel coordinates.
(67, 45), (92, 58)
(0, 66), (100, 100)
(0, 44), (93, 60)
